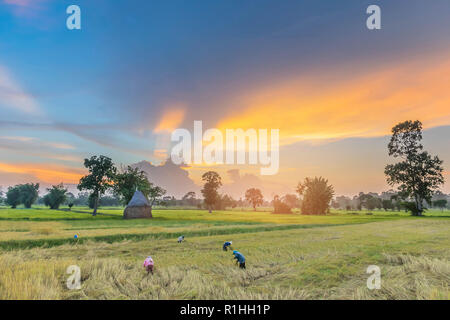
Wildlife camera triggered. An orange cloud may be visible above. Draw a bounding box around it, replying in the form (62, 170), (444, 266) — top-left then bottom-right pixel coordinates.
(153, 149), (168, 160)
(217, 53), (450, 145)
(0, 162), (85, 184)
(153, 108), (185, 133)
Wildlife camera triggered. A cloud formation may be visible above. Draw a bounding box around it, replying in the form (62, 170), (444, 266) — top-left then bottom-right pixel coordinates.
(0, 162), (85, 184)
(0, 66), (40, 114)
(218, 53), (450, 145)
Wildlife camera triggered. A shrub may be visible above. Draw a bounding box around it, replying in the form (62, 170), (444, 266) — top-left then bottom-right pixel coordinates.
(6, 186), (21, 209)
(273, 196), (292, 214)
(43, 184), (67, 210)
(297, 177), (334, 215)
(17, 183), (39, 208)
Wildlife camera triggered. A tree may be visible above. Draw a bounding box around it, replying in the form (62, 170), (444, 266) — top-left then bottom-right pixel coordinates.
(6, 186), (21, 208)
(272, 195), (292, 214)
(385, 120), (444, 216)
(74, 192), (90, 206)
(113, 166), (152, 206)
(282, 194), (299, 209)
(77, 155), (117, 216)
(357, 193), (382, 210)
(433, 199), (447, 211)
(147, 185), (166, 207)
(182, 191), (197, 206)
(297, 177), (334, 215)
(245, 188), (264, 211)
(43, 184), (68, 209)
(66, 192), (75, 210)
(17, 183), (40, 208)
(382, 199), (394, 211)
(201, 171), (222, 213)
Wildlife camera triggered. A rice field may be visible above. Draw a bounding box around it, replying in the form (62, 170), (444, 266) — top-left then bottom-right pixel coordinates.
(0, 206), (448, 300)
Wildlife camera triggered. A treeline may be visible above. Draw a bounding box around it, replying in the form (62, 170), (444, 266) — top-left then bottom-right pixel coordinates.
(0, 120), (446, 217)
(332, 190), (449, 211)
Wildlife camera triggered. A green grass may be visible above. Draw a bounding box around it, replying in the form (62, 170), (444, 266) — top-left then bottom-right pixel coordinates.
(0, 206), (448, 299)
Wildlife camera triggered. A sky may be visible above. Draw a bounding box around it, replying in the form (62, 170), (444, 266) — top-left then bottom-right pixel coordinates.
(1, 0), (450, 198)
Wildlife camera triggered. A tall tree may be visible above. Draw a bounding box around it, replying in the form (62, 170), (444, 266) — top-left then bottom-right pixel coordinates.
(113, 166), (152, 206)
(77, 155), (117, 216)
(272, 195), (292, 214)
(6, 186), (21, 209)
(147, 185), (166, 207)
(385, 120), (444, 216)
(433, 199), (447, 211)
(18, 183), (40, 208)
(43, 184), (68, 210)
(201, 171), (222, 213)
(297, 177), (334, 215)
(282, 194), (299, 209)
(182, 191), (197, 206)
(245, 188), (264, 211)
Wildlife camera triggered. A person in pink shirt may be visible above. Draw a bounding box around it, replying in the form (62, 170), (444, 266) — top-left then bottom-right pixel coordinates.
(143, 256), (154, 275)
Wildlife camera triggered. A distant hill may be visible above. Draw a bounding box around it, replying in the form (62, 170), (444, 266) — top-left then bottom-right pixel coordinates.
(130, 160), (200, 198)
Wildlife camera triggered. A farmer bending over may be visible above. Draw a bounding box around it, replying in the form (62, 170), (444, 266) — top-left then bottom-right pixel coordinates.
(143, 256), (154, 275)
(178, 235), (185, 243)
(223, 241), (233, 251)
(233, 250), (246, 269)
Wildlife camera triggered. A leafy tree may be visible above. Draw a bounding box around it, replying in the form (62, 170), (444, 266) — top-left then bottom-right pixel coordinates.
(77, 155), (117, 215)
(283, 194), (299, 209)
(17, 183), (39, 208)
(113, 166), (152, 206)
(88, 193), (97, 209)
(147, 185), (166, 207)
(297, 177), (334, 215)
(273, 195), (292, 214)
(214, 194), (237, 210)
(74, 192), (90, 206)
(385, 120), (444, 216)
(245, 188), (264, 211)
(366, 196), (382, 210)
(201, 171), (222, 213)
(6, 186), (21, 208)
(357, 193), (382, 210)
(382, 199), (394, 211)
(433, 199), (448, 211)
(221, 194), (237, 209)
(43, 184), (68, 209)
(65, 192), (75, 210)
(99, 195), (121, 207)
(182, 191), (197, 206)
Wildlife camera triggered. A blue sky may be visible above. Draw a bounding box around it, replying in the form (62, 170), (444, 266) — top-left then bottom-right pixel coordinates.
(1, 0), (450, 196)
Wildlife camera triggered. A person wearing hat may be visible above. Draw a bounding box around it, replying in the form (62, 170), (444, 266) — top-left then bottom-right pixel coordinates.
(143, 256), (154, 274)
(223, 241), (233, 251)
(177, 235), (185, 243)
(232, 250), (246, 269)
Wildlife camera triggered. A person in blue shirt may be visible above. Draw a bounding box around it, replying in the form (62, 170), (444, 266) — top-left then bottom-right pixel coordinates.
(223, 241), (233, 251)
(232, 250), (246, 269)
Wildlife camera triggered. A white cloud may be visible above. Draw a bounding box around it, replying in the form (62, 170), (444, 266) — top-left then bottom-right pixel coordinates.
(0, 66), (40, 114)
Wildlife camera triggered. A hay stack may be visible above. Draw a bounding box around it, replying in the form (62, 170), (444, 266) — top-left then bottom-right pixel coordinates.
(123, 190), (152, 219)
